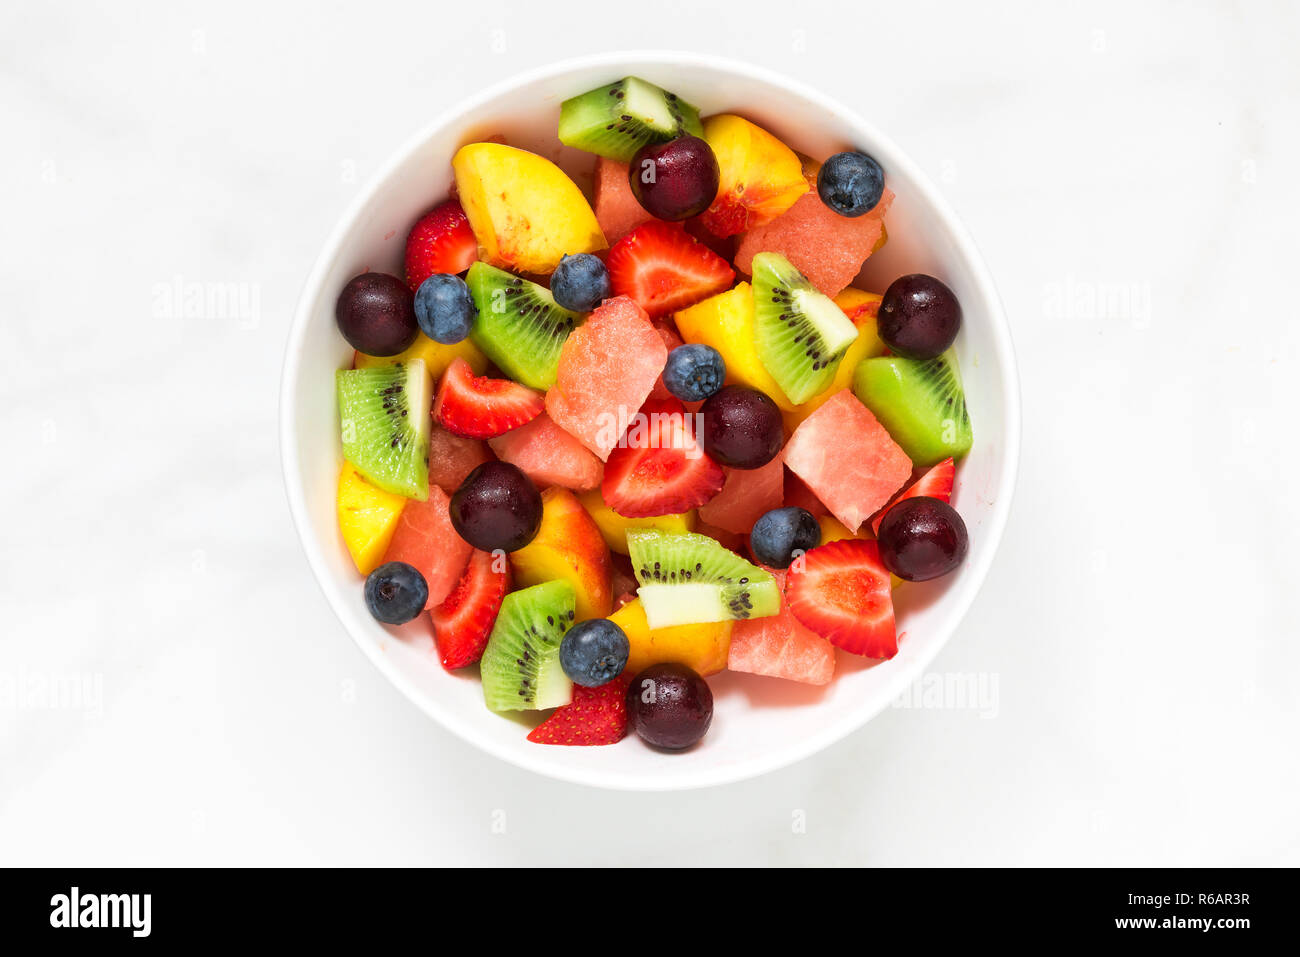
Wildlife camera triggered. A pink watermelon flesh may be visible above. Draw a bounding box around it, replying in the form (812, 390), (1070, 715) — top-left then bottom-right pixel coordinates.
(594, 157), (654, 243)
(381, 485), (473, 608)
(488, 412), (604, 491)
(649, 322), (684, 401)
(782, 390), (912, 533)
(545, 296), (668, 461)
(735, 188), (894, 297)
(698, 455), (785, 535)
(784, 468), (828, 517)
(693, 520), (745, 554)
(728, 568), (835, 685)
(427, 423), (493, 493)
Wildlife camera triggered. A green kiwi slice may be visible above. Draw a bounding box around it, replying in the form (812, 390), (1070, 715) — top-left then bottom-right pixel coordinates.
(480, 579), (576, 712)
(558, 76), (704, 163)
(752, 252), (861, 405)
(852, 350), (974, 466)
(626, 530), (780, 629)
(466, 262), (583, 390)
(336, 359), (431, 500)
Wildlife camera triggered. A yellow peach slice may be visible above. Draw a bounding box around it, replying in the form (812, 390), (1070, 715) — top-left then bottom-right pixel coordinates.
(576, 490), (694, 556)
(674, 283), (797, 412)
(698, 115), (808, 237)
(509, 486), (613, 621)
(609, 597), (731, 677)
(337, 464), (407, 575)
(354, 333), (487, 381)
(452, 143), (605, 274)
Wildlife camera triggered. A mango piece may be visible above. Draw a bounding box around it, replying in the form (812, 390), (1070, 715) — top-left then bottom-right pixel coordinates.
(609, 597), (731, 677)
(818, 515), (868, 544)
(698, 115), (809, 237)
(674, 283), (797, 412)
(337, 464), (407, 575)
(354, 333), (487, 381)
(782, 288), (886, 431)
(577, 490), (694, 555)
(452, 143), (605, 275)
(872, 223), (889, 255)
(510, 487), (613, 621)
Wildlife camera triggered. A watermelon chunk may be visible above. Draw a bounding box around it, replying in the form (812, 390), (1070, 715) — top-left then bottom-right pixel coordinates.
(784, 469), (828, 517)
(380, 485), (473, 608)
(545, 296), (668, 461)
(782, 390), (912, 533)
(728, 568), (835, 685)
(693, 520), (745, 554)
(427, 423), (493, 494)
(593, 157), (654, 244)
(735, 188), (893, 297)
(697, 455), (785, 535)
(488, 412), (604, 492)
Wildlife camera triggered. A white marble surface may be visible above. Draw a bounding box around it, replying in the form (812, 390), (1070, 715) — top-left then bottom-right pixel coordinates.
(1, 0), (1296, 865)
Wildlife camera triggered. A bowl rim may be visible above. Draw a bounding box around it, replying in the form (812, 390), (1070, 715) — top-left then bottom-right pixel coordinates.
(279, 50), (1021, 791)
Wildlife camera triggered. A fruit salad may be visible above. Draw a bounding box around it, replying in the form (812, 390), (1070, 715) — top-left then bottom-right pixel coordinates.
(331, 77), (974, 752)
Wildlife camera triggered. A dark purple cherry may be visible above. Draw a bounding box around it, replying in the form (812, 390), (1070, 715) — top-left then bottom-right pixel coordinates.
(876, 496), (968, 581)
(449, 462), (542, 552)
(877, 274), (962, 360)
(625, 662), (713, 750)
(629, 135), (720, 221)
(700, 385), (783, 469)
(336, 272), (419, 357)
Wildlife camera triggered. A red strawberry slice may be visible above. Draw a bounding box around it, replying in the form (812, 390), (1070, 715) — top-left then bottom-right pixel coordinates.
(602, 398), (725, 518)
(606, 221), (735, 318)
(405, 200), (478, 291)
(786, 539), (897, 659)
(869, 457), (955, 535)
(434, 357), (544, 439)
(431, 548), (510, 670)
(527, 675), (631, 746)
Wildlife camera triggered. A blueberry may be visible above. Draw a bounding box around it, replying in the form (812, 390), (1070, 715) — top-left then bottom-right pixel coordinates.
(817, 151), (884, 217)
(364, 561), (429, 624)
(559, 619), (629, 687)
(414, 273), (476, 344)
(549, 253), (610, 312)
(750, 507), (821, 569)
(662, 344), (726, 402)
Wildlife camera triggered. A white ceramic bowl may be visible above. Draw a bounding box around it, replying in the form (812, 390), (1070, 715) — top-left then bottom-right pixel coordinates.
(281, 52), (1020, 791)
